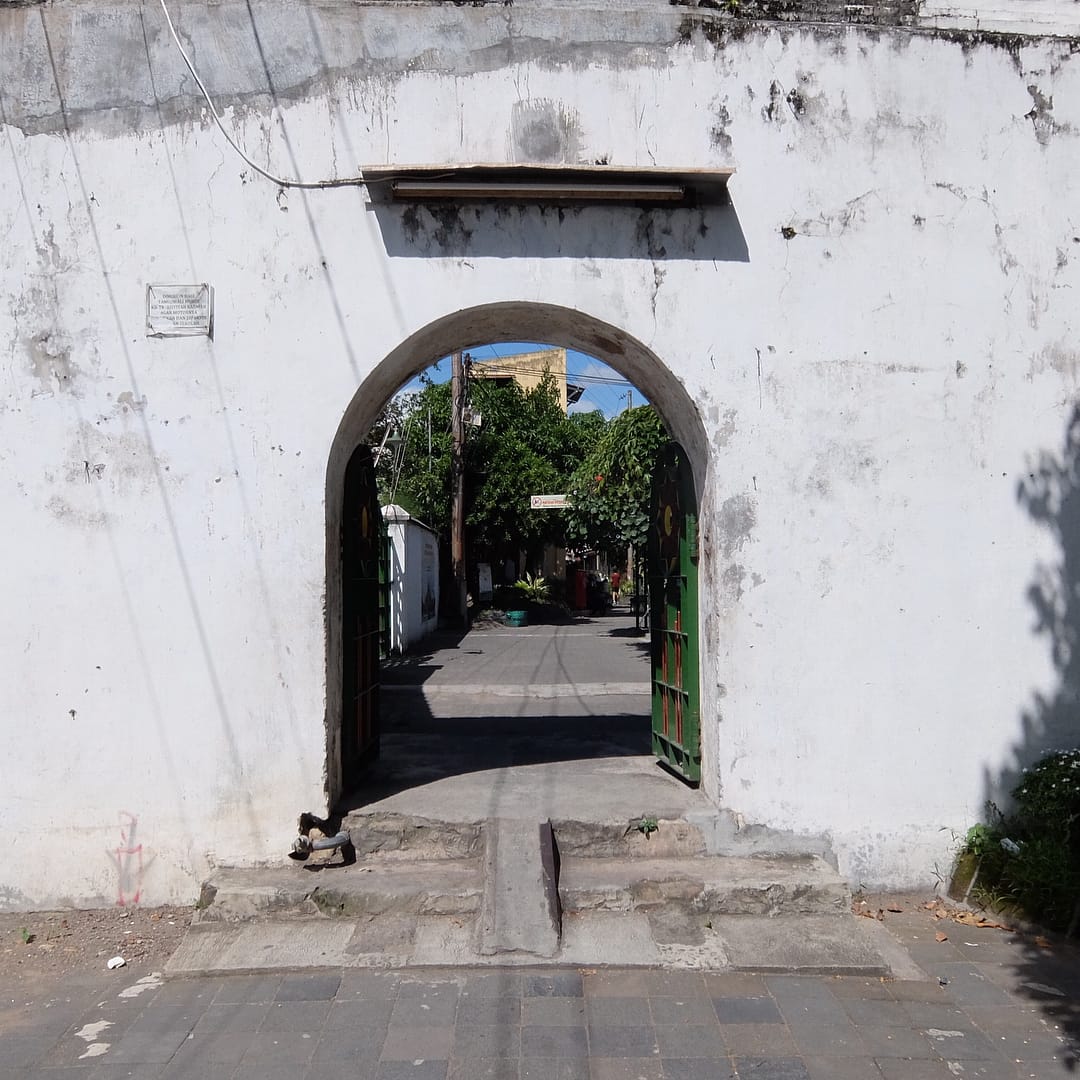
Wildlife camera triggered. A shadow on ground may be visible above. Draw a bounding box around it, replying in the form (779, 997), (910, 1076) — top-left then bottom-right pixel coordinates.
(607, 623), (651, 656)
(336, 701), (651, 814)
(1008, 935), (1080, 1069)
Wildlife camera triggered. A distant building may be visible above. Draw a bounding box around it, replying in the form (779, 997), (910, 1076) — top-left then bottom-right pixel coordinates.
(471, 348), (584, 413)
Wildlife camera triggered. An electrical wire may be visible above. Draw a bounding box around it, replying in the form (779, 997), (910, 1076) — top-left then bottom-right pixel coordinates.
(461, 346), (642, 388)
(471, 361), (637, 387)
(159, 0), (459, 191)
(475, 365), (645, 414)
(392, 369), (640, 421)
(386, 413), (414, 510)
(391, 352), (643, 426)
(158, 0), (367, 189)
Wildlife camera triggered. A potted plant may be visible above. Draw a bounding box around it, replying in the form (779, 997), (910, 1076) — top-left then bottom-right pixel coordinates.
(506, 573), (549, 626)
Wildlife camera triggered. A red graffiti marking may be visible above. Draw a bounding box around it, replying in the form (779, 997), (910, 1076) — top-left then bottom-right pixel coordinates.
(113, 811), (143, 907)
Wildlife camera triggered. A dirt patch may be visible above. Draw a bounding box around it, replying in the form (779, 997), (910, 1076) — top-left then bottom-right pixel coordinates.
(854, 891), (1080, 968)
(852, 890), (961, 920)
(853, 889), (1024, 933)
(0, 907), (192, 983)
(854, 890), (1070, 937)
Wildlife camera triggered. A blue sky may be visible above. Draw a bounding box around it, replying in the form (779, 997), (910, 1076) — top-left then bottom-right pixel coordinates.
(399, 342), (649, 419)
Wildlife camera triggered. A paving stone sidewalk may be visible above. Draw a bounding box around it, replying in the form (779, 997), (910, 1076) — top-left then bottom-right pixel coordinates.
(4, 925), (1078, 1080)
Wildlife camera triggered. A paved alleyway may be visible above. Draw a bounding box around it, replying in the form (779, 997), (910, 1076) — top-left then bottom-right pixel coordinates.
(4, 613), (1077, 1078)
(380, 608), (651, 694)
(341, 609), (702, 822)
(3, 913), (1078, 1080)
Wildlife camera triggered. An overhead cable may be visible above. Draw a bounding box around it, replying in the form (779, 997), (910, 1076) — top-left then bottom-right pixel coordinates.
(158, 0), (365, 189)
(472, 363), (638, 387)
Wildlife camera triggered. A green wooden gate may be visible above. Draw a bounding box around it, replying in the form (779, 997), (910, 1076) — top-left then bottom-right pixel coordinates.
(341, 444), (387, 787)
(648, 441), (701, 784)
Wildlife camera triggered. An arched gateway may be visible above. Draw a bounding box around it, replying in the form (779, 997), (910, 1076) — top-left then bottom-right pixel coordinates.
(3, 0), (1073, 907)
(324, 303), (712, 806)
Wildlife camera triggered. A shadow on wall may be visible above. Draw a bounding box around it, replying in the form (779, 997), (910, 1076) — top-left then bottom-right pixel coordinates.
(368, 201), (749, 262)
(1002, 403), (1080, 803)
(982, 405), (1080, 1056)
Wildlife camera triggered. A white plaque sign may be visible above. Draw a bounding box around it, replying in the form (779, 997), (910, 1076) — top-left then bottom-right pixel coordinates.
(146, 284), (212, 337)
(530, 494), (567, 509)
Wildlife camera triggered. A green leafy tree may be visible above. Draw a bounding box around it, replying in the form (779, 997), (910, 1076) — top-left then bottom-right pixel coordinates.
(375, 369), (605, 566)
(464, 374), (566, 554)
(565, 405), (669, 554)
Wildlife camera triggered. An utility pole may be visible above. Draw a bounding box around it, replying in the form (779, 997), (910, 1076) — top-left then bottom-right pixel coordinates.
(451, 351), (468, 626)
(626, 388), (633, 412)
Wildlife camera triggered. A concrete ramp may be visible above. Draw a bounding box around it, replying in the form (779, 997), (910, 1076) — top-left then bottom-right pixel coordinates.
(478, 819), (560, 958)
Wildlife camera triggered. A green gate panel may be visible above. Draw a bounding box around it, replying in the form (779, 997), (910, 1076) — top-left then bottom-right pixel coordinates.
(648, 441), (701, 784)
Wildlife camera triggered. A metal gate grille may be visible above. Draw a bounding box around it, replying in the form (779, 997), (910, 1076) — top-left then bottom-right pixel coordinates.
(649, 441), (701, 784)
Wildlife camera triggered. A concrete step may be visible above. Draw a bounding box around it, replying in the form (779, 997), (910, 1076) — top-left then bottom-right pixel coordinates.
(342, 812), (483, 860)
(551, 817), (707, 858)
(558, 853), (849, 917)
(166, 909), (918, 976)
(194, 862), (482, 922)
(169, 844), (911, 976)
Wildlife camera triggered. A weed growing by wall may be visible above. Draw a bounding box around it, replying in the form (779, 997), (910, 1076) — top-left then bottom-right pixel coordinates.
(956, 748), (1080, 934)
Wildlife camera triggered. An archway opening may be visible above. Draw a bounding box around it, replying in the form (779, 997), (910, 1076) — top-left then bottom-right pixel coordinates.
(325, 303), (711, 814)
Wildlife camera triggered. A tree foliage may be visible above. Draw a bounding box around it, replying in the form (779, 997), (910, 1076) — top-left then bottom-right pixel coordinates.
(375, 371), (605, 560)
(565, 405), (669, 552)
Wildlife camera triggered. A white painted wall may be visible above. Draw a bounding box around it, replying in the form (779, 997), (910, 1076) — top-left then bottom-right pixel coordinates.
(1, 0), (1078, 906)
(384, 506), (439, 655)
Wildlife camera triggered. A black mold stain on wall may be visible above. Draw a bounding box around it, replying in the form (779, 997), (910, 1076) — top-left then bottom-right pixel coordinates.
(509, 100), (584, 164)
(672, 0), (917, 27)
